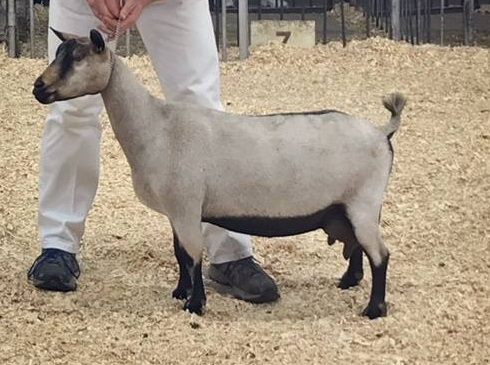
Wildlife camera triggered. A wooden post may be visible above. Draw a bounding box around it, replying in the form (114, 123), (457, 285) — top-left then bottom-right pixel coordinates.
(7, 0), (15, 57)
(238, 0), (249, 60)
(391, 0), (401, 41)
(463, 0), (474, 45)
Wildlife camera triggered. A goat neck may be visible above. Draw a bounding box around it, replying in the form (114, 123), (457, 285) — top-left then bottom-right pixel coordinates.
(100, 55), (163, 168)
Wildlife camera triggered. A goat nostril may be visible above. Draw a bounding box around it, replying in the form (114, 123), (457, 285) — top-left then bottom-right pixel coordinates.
(34, 79), (45, 88)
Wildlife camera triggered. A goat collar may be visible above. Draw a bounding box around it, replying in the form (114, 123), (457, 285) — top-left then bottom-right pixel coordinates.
(103, 50), (117, 92)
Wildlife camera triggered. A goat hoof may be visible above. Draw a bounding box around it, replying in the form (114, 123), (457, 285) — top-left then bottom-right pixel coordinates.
(362, 301), (387, 319)
(338, 271), (363, 289)
(172, 286), (190, 300)
(184, 299), (205, 316)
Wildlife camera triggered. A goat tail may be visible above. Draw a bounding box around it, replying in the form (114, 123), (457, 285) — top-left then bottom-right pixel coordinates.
(380, 92), (407, 140)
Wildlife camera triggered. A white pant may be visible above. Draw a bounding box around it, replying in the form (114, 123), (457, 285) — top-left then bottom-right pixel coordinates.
(39, 0), (252, 264)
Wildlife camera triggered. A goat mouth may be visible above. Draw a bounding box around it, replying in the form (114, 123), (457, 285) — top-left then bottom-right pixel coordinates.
(33, 88), (56, 104)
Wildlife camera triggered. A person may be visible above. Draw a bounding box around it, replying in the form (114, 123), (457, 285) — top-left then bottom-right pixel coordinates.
(28, 0), (279, 304)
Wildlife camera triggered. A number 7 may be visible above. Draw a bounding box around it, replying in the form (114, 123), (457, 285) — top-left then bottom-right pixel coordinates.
(276, 31), (292, 44)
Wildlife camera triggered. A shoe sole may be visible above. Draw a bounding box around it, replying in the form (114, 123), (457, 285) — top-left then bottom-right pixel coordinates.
(30, 277), (76, 292)
(208, 267), (280, 304)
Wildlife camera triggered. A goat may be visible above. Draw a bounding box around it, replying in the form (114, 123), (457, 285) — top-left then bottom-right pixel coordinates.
(33, 29), (406, 319)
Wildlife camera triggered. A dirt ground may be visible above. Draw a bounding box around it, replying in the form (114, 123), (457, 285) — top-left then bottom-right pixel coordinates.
(0, 37), (489, 364)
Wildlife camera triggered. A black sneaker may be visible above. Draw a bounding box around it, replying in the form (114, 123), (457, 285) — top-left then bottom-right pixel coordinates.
(208, 256), (279, 303)
(27, 248), (80, 292)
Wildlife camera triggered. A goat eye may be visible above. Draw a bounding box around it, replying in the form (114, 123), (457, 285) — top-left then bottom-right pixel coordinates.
(72, 51), (84, 62)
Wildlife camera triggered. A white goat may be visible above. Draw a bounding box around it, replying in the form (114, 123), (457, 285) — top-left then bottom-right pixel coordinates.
(33, 29), (406, 319)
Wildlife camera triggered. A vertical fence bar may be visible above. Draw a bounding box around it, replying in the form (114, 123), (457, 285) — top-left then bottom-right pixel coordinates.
(239, 0), (249, 60)
(416, 0), (421, 44)
(384, 0), (389, 33)
(408, 0), (414, 44)
(7, 0), (15, 57)
(366, 0), (371, 38)
(427, 0), (432, 43)
(221, 0), (227, 61)
(440, 0), (444, 45)
(379, 0), (383, 30)
(323, 0), (327, 44)
(379, 0), (384, 30)
(29, 0), (34, 58)
(125, 29), (130, 57)
(388, 0), (392, 38)
(215, 0), (221, 49)
(408, 1), (412, 41)
(391, 0), (401, 40)
(402, 0), (408, 42)
(463, 0), (474, 45)
(340, 0), (346, 47)
(404, 0), (409, 41)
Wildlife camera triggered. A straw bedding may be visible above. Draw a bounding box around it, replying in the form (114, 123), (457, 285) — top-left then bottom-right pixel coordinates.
(0, 38), (488, 364)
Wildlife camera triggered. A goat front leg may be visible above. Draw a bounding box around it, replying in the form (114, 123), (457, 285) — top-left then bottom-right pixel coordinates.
(171, 219), (206, 315)
(171, 231), (193, 300)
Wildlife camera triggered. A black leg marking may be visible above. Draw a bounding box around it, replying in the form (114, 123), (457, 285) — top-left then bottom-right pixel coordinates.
(362, 253), (389, 319)
(171, 233), (193, 300)
(338, 246), (364, 289)
(184, 260), (206, 315)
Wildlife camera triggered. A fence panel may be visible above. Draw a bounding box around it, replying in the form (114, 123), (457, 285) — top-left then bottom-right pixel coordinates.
(2, 0), (487, 58)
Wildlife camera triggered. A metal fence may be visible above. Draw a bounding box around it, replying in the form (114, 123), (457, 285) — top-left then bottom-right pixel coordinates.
(210, 0), (335, 45)
(1, 0), (486, 58)
(357, 0), (481, 45)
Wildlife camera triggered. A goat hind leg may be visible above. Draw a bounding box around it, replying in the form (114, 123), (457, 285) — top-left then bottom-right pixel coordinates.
(363, 248), (389, 319)
(347, 205), (389, 319)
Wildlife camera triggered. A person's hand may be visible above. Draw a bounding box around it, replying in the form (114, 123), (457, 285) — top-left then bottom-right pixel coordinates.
(87, 0), (122, 36)
(119, 0), (153, 33)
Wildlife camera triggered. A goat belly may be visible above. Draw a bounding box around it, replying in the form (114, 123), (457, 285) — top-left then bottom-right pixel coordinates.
(202, 204), (347, 238)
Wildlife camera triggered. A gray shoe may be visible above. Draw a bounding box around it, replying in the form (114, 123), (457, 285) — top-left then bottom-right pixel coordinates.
(208, 256), (279, 303)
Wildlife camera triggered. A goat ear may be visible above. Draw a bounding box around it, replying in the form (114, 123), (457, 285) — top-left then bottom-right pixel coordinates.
(90, 29), (106, 53)
(50, 27), (78, 42)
